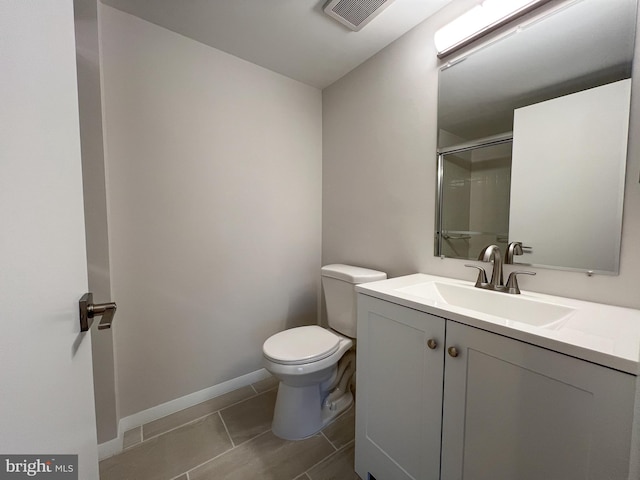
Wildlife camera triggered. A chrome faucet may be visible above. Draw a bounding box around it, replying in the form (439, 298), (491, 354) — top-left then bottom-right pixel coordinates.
(465, 243), (536, 294)
(478, 244), (504, 289)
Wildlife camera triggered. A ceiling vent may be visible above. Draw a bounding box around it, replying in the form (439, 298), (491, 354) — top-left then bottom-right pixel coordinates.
(323, 0), (397, 31)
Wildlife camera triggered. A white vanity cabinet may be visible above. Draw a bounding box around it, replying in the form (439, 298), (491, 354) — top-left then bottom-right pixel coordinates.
(441, 320), (635, 480)
(355, 294), (446, 480)
(355, 293), (636, 480)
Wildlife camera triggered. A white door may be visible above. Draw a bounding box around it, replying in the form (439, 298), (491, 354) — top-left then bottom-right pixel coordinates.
(0, 1), (99, 479)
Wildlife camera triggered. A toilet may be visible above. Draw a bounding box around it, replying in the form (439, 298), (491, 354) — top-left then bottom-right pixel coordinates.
(262, 264), (387, 440)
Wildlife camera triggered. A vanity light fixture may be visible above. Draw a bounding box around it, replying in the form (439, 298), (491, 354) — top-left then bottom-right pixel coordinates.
(434, 0), (551, 58)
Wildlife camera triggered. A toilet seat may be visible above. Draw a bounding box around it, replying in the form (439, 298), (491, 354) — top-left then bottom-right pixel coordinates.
(263, 326), (340, 365)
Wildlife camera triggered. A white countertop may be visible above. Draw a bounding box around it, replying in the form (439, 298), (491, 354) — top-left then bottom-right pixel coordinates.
(356, 273), (640, 375)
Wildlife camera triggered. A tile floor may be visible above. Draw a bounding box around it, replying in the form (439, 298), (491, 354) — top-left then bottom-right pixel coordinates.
(99, 376), (361, 480)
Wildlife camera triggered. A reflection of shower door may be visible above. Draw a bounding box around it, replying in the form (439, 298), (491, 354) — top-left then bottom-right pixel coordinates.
(436, 136), (512, 260)
(509, 80), (630, 273)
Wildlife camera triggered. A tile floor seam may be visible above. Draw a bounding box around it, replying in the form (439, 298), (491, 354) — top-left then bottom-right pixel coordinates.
(123, 425), (143, 449)
(185, 431), (334, 480)
(106, 381), (359, 479)
(233, 428), (270, 447)
(320, 430), (338, 451)
(204, 388), (265, 417)
(217, 410), (235, 448)
(317, 439), (356, 478)
(114, 431), (160, 455)
(327, 405), (351, 425)
(297, 470), (311, 480)
(297, 437), (352, 480)
(139, 412), (220, 445)
(247, 385), (279, 396)
(185, 429), (273, 476)
(137, 389), (264, 445)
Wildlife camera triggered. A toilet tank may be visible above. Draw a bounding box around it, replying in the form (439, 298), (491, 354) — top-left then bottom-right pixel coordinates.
(321, 264), (387, 338)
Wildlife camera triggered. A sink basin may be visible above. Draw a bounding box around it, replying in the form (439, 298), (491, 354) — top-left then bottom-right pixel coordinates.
(397, 281), (575, 328)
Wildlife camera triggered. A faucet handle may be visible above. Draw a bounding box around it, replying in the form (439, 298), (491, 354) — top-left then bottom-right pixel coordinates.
(505, 270), (536, 294)
(464, 264), (488, 288)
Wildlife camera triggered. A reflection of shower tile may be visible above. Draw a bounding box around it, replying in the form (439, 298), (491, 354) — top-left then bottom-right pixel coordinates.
(469, 159), (511, 239)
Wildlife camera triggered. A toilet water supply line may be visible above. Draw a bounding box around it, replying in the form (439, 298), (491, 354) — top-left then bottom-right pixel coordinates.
(323, 351), (356, 410)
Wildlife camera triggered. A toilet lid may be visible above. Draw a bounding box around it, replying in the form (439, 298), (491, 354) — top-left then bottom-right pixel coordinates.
(263, 326), (341, 365)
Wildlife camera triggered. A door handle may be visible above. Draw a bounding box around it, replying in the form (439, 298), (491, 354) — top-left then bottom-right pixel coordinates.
(79, 292), (117, 332)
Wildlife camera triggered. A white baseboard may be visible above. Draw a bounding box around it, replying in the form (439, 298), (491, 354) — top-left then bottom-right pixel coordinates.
(97, 368), (271, 460)
(98, 434), (124, 461)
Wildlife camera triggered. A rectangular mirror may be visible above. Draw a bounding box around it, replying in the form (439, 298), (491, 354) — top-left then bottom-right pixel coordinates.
(435, 0), (637, 274)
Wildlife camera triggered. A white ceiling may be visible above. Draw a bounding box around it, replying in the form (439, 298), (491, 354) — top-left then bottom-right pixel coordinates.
(100, 0), (453, 89)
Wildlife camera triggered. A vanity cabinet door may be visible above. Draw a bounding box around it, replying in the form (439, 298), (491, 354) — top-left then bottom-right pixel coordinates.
(355, 294), (446, 480)
(441, 320), (635, 480)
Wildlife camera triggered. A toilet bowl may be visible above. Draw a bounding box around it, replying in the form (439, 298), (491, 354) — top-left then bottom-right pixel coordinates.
(262, 264), (387, 440)
(263, 325), (353, 439)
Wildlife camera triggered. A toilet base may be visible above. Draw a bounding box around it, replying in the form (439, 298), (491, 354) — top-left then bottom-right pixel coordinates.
(321, 389), (353, 425)
(271, 382), (354, 441)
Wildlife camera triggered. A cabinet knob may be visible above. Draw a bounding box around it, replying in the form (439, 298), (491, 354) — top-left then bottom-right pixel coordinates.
(427, 338), (438, 350)
(447, 346), (459, 358)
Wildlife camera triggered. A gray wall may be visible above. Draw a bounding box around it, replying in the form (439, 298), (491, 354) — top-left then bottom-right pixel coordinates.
(100, 5), (322, 418)
(92, 0), (640, 431)
(323, 0), (640, 309)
